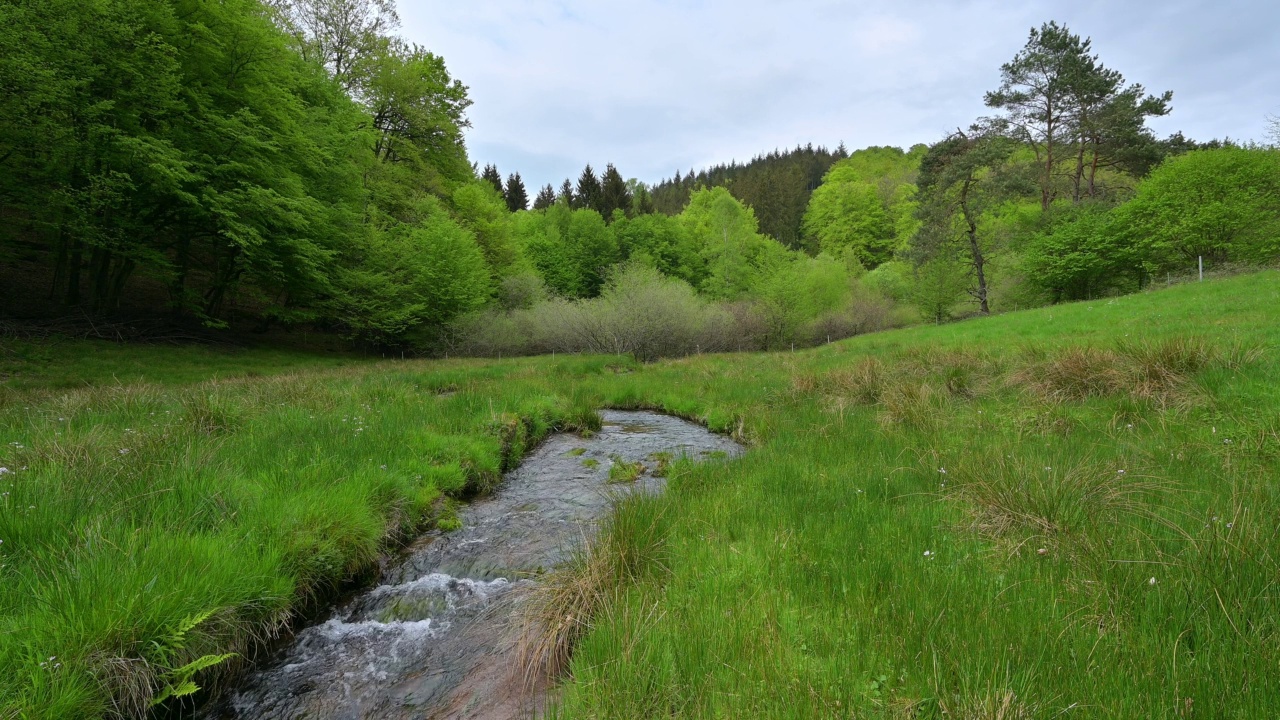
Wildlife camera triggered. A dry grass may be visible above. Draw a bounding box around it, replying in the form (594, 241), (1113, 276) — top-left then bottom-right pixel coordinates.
(935, 690), (1037, 720)
(951, 454), (1172, 540)
(1013, 337), (1263, 408)
(514, 493), (668, 688)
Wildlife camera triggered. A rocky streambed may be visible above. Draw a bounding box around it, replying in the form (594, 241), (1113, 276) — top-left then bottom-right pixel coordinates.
(203, 410), (743, 720)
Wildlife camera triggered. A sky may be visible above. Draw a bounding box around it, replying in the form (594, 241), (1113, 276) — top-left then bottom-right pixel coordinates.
(399, 0), (1280, 192)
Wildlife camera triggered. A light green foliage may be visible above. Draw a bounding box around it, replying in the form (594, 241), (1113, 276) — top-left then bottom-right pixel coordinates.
(801, 146), (925, 267)
(610, 213), (703, 285)
(1116, 147), (1280, 269)
(333, 199), (491, 344)
(607, 456), (644, 483)
(1023, 203), (1140, 301)
(451, 182), (519, 279)
(679, 188), (775, 299)
(0, 0), (493, 345)
(753, 253), (851, 346)
(517, 205), (619, 298)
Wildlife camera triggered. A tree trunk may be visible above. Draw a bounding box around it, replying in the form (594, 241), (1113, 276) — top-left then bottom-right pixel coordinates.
(1072, 136), (1086, 203)
(49, 224), (67, 301)
(203, 245), (241, 319)
(65, 236), (83, 306)
(170, 233), (191, 318)
(105, 257), (135, 311)
(960, 179), (990, 315)
(1087, 144), (1101, 198)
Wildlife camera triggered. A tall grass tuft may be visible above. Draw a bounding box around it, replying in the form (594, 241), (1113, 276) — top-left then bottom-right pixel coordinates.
(951, 453), (1170, 540)
(515, 492), (669, 687)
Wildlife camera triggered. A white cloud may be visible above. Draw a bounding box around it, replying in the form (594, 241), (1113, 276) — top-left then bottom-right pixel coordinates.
(399, 0), (1280, 190)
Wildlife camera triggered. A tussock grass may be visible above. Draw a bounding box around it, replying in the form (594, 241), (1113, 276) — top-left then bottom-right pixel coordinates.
(949, 453), (1172, 540)
(515, 493), (669, 687)
(4, 271), (1280, 717)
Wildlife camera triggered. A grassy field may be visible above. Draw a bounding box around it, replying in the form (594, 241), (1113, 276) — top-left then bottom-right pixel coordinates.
(2, 271), (1278, 718)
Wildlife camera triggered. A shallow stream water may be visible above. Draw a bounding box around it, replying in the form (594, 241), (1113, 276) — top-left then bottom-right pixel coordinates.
(203, 410), (742, 720)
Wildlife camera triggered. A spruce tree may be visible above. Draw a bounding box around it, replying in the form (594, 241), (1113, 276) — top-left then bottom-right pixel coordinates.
(532, 184), (556, 210)
(558, 179), (575, 206)
(504, 172), (528, 212)
(481, 164), (504, 195)
(599, 163), (632, 221)
(575, 164), (603, 212)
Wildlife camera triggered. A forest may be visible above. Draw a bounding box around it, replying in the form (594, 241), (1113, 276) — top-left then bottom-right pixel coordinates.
(1, 3), (1278, 357)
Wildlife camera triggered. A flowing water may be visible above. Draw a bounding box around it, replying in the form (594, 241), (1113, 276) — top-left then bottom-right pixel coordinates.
(203, 410), (742, 720)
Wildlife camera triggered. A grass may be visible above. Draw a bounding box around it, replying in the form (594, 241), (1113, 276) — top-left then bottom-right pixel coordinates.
(1, 270), (1279, 718)
(606, 456), (645, 483)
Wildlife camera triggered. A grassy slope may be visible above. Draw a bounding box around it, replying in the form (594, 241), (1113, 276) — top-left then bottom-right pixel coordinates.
(0, 271), (1277, 717)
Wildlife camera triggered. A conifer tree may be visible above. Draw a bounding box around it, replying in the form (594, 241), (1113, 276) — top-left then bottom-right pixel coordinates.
(575, 164), (603, 212)
(532, 184), (556, 210)
(558, 179), (575, 206)
(504, 172), (528, 212)
(481, 164), (504, 195)
(599, 163), (633, 221)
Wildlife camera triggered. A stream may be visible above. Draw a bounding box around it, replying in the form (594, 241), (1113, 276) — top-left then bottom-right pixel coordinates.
(203, 410), (743, 720)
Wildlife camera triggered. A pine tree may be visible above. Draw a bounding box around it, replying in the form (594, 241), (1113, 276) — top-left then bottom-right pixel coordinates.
(532, 184), (556, 210)
(599, 163), (632, 221)
(504, 172), (528, 212)
(481, 164), (504, 195)
(558, 178), (575, 206)
(575, 164), (603, 212)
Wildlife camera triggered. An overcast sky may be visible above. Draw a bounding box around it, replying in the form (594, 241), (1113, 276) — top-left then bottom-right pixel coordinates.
(399, 0), (1279, 191)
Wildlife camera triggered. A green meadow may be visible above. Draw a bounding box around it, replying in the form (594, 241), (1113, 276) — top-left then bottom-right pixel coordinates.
(2, 271), (1279, 718)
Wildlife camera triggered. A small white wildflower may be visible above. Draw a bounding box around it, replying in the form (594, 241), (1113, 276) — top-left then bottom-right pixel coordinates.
(1126, 423), (1133, 429)
(923, 550), (932, 557)
(1227, 523), (1233, 529)
(380, 464), (387, 470)
(0, 468), (9, 476)
(1117, 469), (1126, 475)
(1044, 467), (1052, 471)
(1037, 548), (1048, 555)
(119, 448), (131, 455)
(1223, 439), (1232, 445)
(938, 468), (947, 475)
(1148, 577), (1157, 586)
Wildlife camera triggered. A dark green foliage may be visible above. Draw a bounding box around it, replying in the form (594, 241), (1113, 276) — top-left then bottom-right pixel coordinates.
(575, 165), (603, 213)
(558, 179), (576, 206)
(504, 173), (529, 212)
(650, 145), (841, 247)
(912, 132), (1017, 313)
(599, 164), (632, 222)
(481, 164), (505, 195)
(533, 184), (557, 210)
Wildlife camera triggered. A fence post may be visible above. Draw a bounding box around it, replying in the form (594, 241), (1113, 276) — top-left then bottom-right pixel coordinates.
(1199, 256), (1203, 282)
